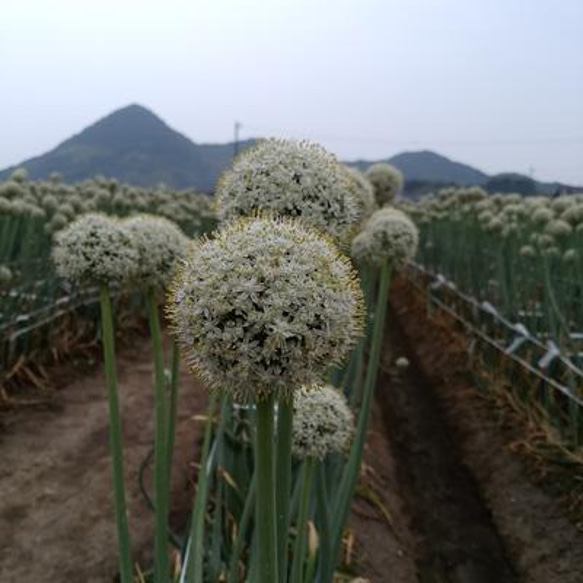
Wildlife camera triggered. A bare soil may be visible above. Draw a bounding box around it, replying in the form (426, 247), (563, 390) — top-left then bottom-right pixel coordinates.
(0, 335), (207, 583)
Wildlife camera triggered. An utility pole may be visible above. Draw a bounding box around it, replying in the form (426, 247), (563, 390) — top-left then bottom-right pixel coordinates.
(234, 121), (242, 158)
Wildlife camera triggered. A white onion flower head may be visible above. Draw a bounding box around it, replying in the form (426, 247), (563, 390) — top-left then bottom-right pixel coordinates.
(485, 217), (504, 234)
(561, 204), (583, 226)
(545, 219), (573, 239)
(519, 245), (537, 259)
(0, 265), (12, 285)
(563, 249), (579, 264)
(216, 139), (361, 245)
(53, 213), (139, 284)
(531, 207), (554, 226)
(292, 385), (354, 460)
(365, 163), (404, 206)
(122, 214), (189, 290)
(543, 246), (561, 260)
(351, 208), (419, 266)
(395, 356), (410, 370)
(168, 217), (364, 402)
(343, 166), (376, 220)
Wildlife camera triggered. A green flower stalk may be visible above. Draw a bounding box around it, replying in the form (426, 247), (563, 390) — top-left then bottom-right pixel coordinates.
(184, 394), (218, 583)
(276, 399), (294, 583)
(122, 214), (189, 583)
(52, 213), (138, 583)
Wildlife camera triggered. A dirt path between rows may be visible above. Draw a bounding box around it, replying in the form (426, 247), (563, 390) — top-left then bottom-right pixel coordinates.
(379, 328), (516, 583)
(0, 335), (207, 583)
(384, 276), (583, 583)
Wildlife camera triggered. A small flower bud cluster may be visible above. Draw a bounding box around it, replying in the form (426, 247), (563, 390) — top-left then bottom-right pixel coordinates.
(351, 208), (419, 266)
(292, 385), (354, 460)
(365, 163), (404, 206)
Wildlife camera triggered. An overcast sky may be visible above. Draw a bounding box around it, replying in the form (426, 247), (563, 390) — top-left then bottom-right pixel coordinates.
(2, 0), (582, 183)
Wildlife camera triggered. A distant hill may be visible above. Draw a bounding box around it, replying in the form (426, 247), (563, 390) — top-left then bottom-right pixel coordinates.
(0, 104), (256, 192)
(350, 150), (489, 186)
(0, 104), (579, 195)
(349, 152), (577, 196)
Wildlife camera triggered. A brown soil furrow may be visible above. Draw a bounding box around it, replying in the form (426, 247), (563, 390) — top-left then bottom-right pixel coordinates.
(390, 276), (583, 583)
(379, 324), (517, 583)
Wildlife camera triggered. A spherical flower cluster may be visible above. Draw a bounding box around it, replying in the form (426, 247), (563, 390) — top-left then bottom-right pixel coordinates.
(545, 219), (572, 239)
(45, 212), (69, 234)
(291, 385), (354, 460)
(365, 163), (404, 206)
(561, 204), (583, 226)
(543, 246), (561, 260)
(167, 217), (364, 402)
(395, 356), (410, 370)
(563, 249), (579, 264)
(519, 245), (537, 259)
(342, 166), (376, 220)
(0, 265), (12, 285)
(484, 217), (504, 234)
(215, 139), (361, 245)
(122, 214), (189, 289)
(531, 207), (554, 226)
(351, 208), (419, 266)
(52, 213), (139, 284)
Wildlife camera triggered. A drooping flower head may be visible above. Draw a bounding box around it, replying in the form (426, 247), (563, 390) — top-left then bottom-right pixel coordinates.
(215, 139), (361, 245)
(52, 213), (139, 284)
(292, 385), (354, 460)
(167, 217), (364, 402)
(122, 214), (189, 289)
(351, 208), (419, 266)
(365, 163), (404, 206)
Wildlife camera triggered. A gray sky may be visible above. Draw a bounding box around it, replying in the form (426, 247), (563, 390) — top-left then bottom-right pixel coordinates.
(2, 0), (582, 183)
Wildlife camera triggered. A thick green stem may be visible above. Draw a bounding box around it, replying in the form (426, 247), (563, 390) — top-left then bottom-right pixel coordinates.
(255, 396), (278, 583)
(328, 261), (392, 581)
(314, 463), (331, 581)
(166, 341), (181, 486)
(146, 288), (169, 583)
(228, 471), (257, 583)
(276, 398), (294, 583)
(348, 267), (375, 406)
(99, 284), (133, 583)
(185, 394), (218, 583)
(290, 458), (315, 583)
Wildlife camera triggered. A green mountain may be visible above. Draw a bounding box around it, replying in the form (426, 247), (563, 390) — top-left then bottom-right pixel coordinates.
(0, 104), (578, 195)
(0, 104), (255, 192)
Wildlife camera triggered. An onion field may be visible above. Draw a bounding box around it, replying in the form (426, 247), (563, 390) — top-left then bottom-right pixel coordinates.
(0, 147), (582, 583)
